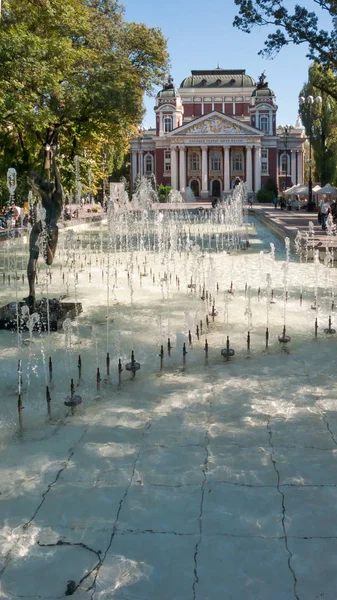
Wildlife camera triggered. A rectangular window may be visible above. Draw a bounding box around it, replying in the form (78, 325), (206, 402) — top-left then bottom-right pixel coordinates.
(164, 150), (171, 172)
(261, 149), (268, 174)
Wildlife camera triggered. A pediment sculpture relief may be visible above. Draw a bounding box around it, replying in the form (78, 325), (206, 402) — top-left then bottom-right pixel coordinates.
(186, 118), (244, 135)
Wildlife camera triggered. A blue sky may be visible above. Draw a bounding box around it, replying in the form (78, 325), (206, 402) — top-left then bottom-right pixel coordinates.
(123, 0), (333, 128)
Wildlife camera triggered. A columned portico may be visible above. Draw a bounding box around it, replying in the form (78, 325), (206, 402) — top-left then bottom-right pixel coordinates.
(254, 145), (261, 192)
(201, 146), (208, 198)
(179, 147), (186, 192)
(224, 146), (230, 192)
(246, 146), (253, 192)
(171, 147), (178, 190)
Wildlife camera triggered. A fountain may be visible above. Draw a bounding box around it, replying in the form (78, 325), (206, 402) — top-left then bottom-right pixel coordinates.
(1, 175), (337, 597)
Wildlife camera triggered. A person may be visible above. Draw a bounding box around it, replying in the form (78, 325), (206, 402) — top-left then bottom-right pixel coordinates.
(319, 196), (330, 230)
(63, 204), (71, 220)
(273, 195), (278, 209)
(294, 195), (300, 211)
(330, 199), (337, 222)
(25, 152), (63, 310)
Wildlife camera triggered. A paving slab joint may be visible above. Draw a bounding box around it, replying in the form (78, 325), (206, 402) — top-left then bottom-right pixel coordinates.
(267, 416), (300, 600)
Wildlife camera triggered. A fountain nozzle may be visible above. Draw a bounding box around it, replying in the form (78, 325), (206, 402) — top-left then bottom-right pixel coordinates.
(278, 325), (291, 344)
(126, 350), (140, 378)
(221, 336), (235, 360)
(324, 315), (336, 334)
(64, 378), (82, 407)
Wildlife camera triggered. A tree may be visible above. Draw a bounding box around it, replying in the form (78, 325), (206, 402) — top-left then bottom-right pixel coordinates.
(0, 0), (169, 201)
(299, 64), (337, 185)
(233, 1), (337, 99)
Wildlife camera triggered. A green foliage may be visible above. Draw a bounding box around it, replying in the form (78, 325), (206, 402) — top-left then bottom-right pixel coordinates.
(264, 177), (278, 197)
(256, 177), (278, 203)
(157, 184), (172, 203)
(299, 64), (337, 186)
(0, 0), (169, 197)
(233, 1), (337, 99)
(256, 188), (274, 203)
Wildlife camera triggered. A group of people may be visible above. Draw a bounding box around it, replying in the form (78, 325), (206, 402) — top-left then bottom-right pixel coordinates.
(273, 195), (302, 211)
(0, 203), (27, 229)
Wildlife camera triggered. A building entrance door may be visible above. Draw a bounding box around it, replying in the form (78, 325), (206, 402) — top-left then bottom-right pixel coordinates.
(212, 180), (221, 197)
(191, 180), (200, 196)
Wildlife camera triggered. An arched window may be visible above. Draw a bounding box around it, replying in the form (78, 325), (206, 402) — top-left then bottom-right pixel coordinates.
(259, 115), (269, 133)
(144, 154), (153, 175)
(164, 116), (172, 133)
(281, 153), (290, 175)
(232, 151), (243, 172)
(211, 151), (221, 171)
(189, 151), (200, 171)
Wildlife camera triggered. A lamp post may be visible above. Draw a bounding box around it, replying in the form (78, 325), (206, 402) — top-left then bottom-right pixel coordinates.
(279, 125), (293, 193)
(299, 95), (322, 212)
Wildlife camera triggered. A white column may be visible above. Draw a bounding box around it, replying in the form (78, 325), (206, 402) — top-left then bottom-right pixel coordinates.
(201, 146), (208, 197)
(201, 101), (204, 116)
(246, 147), (253, 192)
(132, 151), (137, 185)
(291, 151), (297, 184)
(172, 112), (177, 130)
(159, 113), (163, 136)
(297, 150), (304, 184)
(138, 151), (143, 176)
(269, 111), (273, 135)
(254, 145), (261, 192)
(224, 146), (230, 192)
(170, 147), (178, 190)
(179, 147), (186, 192)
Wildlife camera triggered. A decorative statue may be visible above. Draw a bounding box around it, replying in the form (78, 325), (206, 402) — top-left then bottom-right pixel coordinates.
(257, 71), (268, 89)
(164, 75), (174, 90)
(25, 151), (63, 310)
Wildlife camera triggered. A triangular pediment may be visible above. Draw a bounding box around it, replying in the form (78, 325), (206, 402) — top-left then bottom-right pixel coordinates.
(167, 110), (261, 137)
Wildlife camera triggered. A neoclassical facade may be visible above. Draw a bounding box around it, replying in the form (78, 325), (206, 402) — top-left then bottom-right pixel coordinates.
(130, 69), (306, 198)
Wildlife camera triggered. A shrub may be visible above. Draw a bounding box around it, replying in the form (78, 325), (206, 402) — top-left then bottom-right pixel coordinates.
(257, 188), (274, 203)
(157, 184), (172, 203)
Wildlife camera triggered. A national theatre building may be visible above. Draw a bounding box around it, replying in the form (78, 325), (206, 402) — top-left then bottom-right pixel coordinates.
(130, 68), (306, 198)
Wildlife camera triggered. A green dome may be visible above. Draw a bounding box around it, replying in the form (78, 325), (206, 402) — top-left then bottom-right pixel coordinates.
(252, 87), (275, 97)
(180, 69), (256, 88)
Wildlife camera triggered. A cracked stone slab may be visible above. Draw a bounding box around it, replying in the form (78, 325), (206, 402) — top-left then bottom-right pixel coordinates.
(202, 483), (283, 537)
(144, 411), (207, 446)
(134, 445), (205, 486)
(33, 482), (127, 531)
(195, 537), (294, 600)
(1, 537), (99, 598)
(97, 533), (197, 599)
(207, 415), (269, 447)
(289, 538), (337, 600)
(270, 416), (336, 450)
(117, 483), (201, 534)
(275, 446), (337, 486)
(59, 440), (141, 486)
(207, 445), (276, 485)
(284, 487), (337, 537)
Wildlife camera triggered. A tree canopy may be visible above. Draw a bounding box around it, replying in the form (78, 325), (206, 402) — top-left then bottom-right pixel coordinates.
(299, 63), (337, 186)
(0, 0), (169, 203)
(233, 1), (337, 99)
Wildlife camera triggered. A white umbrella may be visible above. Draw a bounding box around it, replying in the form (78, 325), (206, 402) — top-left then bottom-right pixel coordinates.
(317, 183), (337, 195)
(313, 185), (321, 192)
(293, 184), (308, 195)
(284, 184), (301, 196)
